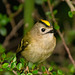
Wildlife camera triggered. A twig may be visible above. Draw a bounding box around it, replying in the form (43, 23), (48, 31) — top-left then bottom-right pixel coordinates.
(3, 19), (24, 48)
(38, 71), (42, 75)
(65, 0), (75, 11)
(33, 10), (42, 21)
(12, 5), (23, 18)
(12, 70), (18, 75)
(9, 64), (18, 75)
(47, 0), (75, 67)
(0, 64), (18, 75)
(18, 0), (24, 3)
(3, 0), (16, 28)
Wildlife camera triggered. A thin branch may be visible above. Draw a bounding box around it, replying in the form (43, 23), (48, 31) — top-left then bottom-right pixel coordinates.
(65, 0), (75, 11)
(38, 71), (42, 75)
(47, 0), (75, 67)
(3, 19), (24, 48)
(0, 64), (18, 75)
(18, 0), (24, 3)
(12, 5), (23, 18)
(12, 70), (18, 75)
(3, 0), (16, 28)
(9, 64), (18, 75)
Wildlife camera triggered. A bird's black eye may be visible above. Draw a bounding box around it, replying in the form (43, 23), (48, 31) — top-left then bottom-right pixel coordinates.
(41, 28), (46, 32)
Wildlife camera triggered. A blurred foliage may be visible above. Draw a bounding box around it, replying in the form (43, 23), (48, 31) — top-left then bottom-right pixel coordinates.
(0, 14), (9, 36)
(0, 0), (75, 75)
(0, 48), (74, 75)
(0, 49), (65, 75)
(68, 11), (75, 18)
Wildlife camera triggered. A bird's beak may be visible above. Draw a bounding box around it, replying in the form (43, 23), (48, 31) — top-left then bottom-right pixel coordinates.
(46, 30), (54, 34)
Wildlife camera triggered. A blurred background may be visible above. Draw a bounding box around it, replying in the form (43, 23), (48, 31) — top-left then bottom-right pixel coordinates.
(0, 0), (75, 75)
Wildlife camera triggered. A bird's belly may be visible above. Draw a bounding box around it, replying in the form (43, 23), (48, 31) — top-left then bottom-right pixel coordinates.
(22, 44), (53, 63)
(21, 37), (56, 63)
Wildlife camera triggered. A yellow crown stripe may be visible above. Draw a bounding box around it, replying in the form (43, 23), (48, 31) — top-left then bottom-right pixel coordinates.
(40, 19), (50, 27)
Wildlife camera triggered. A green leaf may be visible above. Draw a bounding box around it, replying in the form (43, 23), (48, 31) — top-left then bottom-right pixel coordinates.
(52, 71), (57, 75)
(0, 44), (5, 53)
(1, 53), (6, 59)
(53, 10), (58, 15)
(6, 52), (15, 62)
(0, 14), (9, 26)
(70, 66), (75, 73)
(68, 11), (73, 18)
(16, 63), (22, 70)
(0, 27), (7, 36)
(13, 6), (19, 11)
(41, 66), (46, 72)
(48, 66), (53, 71)
(46, 11), (51, 16)
(11, 62), (16, 69)
(21, 73), (25, 75)
(54, 23), (60, 30)
(27, 73), (33, 75)
(0, 15), (9, 26)
(28, 62), (33, 69)
(17, 72), (20, 75)
(2, 63), (9, 68)
(20, 58), (25, 67)
(0, 18), (7, 26)
(45, 11), (52, 19)
(12, 56), (16, 62)
(0, 59), (4, 63)
(0, 68), (3, 71)
(6, 67), (11, 71)
(32, 64), (36, 69)
(68, 64), (75, 73)
(32, 70), (38, 74)
(57, 70), (63, 75)
(18, 4), (23, 10)
(20, 58), (25, 63)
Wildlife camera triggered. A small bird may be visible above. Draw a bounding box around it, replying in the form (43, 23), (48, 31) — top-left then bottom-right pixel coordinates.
(16, 19), (56, 63)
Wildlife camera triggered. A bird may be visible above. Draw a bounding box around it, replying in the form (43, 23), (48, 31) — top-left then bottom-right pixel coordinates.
(16, 19), (56, 63)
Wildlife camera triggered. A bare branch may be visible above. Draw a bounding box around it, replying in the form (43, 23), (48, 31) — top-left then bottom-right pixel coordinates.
(12, 70), (18, 75)
(65, 0), (75, 11)
(12, 5), (23, 18)
(47, 0), (75, 67)
(3, 19), (24, 48)
(3, 0), (16, 28)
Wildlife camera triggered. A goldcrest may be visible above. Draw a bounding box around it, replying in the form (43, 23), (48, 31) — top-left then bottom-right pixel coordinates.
(16, 19), (56, 63)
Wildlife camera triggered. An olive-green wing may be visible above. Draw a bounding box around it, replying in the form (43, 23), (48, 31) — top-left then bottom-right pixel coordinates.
(16, 36), (29, 62)
(16, 38), (29, 54)
(16, 32), (31, 59)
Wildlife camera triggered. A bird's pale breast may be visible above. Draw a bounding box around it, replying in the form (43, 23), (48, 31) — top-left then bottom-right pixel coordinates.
(21, 36), (56, 63)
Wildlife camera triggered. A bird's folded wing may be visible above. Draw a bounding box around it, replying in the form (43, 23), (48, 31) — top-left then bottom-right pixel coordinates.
(16, 37), (29, 54)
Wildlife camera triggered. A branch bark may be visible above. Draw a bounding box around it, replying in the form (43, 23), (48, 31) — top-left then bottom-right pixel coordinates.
(3, 19), (24, 48)
(47, 0), (75, 67)
(65, 0), (75, 11)
(3, 0), (16, 28)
